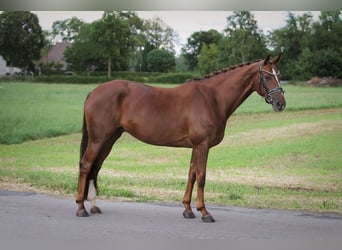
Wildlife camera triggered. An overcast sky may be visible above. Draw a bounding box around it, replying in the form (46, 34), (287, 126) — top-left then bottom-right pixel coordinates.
(32, 11), (320, 54)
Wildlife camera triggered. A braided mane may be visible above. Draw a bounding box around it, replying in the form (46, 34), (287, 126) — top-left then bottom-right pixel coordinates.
(187, 59), (262, 82)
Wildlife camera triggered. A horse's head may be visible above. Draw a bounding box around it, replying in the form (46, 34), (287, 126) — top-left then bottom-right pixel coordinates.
(255, 54), (286, 112)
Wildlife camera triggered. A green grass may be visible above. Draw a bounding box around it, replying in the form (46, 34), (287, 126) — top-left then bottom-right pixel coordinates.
(0, 82), (96, 144)
(0, 82), (342, 213)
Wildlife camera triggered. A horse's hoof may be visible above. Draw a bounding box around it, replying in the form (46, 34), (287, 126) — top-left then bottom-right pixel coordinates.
(202, 214), (215, 223)
(183, 210), (196, 219)
(90, 206), (102, 214)
(76, 209), (89, 217)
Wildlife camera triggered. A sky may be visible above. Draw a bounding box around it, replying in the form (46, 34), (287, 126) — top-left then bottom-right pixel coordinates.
(32, 11), (320, 54)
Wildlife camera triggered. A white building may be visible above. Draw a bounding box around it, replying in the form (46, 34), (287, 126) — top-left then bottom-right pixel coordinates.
(0, 55), (22, 76)
(0, 55), (6, 76)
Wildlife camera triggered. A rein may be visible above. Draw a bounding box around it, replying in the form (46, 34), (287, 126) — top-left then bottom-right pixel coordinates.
(258, 63), (284, 104)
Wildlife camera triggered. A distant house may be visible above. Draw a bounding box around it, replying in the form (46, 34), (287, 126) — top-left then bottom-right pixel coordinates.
(39, 41), (72, 71)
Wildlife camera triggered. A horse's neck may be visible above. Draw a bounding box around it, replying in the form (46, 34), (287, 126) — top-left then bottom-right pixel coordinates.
(205, 65), (256, 119)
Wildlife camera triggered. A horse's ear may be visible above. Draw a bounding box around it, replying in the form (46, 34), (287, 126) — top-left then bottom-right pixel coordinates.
(264, 55), (271, 65)
(272, 53), (282, 65)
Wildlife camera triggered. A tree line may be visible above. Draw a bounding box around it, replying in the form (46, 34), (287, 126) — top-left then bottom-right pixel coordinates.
(0, 11), (341, 80)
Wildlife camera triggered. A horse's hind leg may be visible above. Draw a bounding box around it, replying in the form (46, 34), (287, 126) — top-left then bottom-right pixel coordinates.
(86, 130), (123, 214)
(76, 141), (103, 217)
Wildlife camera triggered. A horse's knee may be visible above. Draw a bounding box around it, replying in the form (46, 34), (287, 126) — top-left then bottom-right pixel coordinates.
(79, 160), (91, 175)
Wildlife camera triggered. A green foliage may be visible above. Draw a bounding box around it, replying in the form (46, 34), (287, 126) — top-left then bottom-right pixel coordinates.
(175, 55), (188, 72)
(312, 11), (342, 52)
(0, 11), (44, 71)
(219, 11), (268, 66)
(181, 29), (223, 70)
(293, 48), (342, 80)
(64, 23), (105, 72)
(92, 12), (133, 76)
(34, 75), (112, 84)
(198, 43), (221, 74)
(62, 12), (178, 75)
(32, 72), (195, 84)
(144, 16), (177, 53)
(44, 11), (342, 81)
(64, 11), (136, 76)
(148, 72), (195, 83)
(225, 11), (259, 35)
(51, 16), (85, 42)
(269, 11), (342, 80)
(181, 12), (268, 70)
(146, 49), (176, 72)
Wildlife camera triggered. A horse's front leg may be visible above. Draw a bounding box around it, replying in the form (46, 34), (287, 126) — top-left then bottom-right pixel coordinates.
(195, 144), (215, 223)
(183, 144), (215, 222)
(182, 151), (197, 219)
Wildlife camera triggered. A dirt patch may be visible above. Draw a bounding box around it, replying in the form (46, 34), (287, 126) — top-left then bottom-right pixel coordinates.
(225, 119), (342, 147)
(308, 77), (342, 87)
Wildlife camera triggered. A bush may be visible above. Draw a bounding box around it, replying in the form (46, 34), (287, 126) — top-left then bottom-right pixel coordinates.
(34, 75), (112, 84)
(149, 73), (196, 84)
(146, 49), (176, 72)
(33, 71), (198, 84)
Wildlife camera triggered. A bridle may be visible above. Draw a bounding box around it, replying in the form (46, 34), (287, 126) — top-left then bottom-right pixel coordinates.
(258, 63), (284, 104)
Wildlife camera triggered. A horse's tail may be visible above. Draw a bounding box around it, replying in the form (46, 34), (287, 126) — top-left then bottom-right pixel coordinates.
(80, 93), (91, 200)
(80, 113), (88, 161)
(80, 93), (91, 161)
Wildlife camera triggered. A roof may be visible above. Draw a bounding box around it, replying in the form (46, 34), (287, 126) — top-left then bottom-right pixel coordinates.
(40, 42), (72, 70)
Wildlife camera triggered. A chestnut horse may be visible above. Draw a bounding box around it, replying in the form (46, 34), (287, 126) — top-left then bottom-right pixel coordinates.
(76, 54), (286, 222)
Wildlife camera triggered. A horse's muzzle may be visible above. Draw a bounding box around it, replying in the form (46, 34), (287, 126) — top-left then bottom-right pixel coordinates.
(272, 97), (286, 112)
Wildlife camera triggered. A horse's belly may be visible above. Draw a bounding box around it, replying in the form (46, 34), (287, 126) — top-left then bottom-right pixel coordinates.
(124, 124), (192, 148)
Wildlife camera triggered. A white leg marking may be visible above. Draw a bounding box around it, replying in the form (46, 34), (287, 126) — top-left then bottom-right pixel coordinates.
(87, 180), (96, 207)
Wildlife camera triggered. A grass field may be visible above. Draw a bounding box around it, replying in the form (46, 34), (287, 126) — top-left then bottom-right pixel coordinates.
(0, 82), (341, 213)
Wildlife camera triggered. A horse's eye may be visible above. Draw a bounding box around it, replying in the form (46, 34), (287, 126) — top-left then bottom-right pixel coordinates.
(264, 75), (271, 80)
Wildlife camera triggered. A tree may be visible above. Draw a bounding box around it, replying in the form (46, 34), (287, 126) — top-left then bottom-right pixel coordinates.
(269, 11), (342, 80)
(312, 11), (342, 51)
(146, 48), (175, 72)
(181, 29), (222, 70)
(198, 43), (220, 74)
(144, 17), (178, 52)
(64, 23), (105, 72)
(268, 12), (314, 79)
(0, 11), (44, 72)
(119, 11), (146, 71)
(175, 55), (188, 72)
(293, 47), (342, 80)
(99, 11), (133, 76)
(225, 11), (259, 36)
(139, 16), (178, 72)
(219, 11), (268, 66)
(63, 11), (145, 74)
(291, 11), (342, 79)
(51, 16), (85, 42)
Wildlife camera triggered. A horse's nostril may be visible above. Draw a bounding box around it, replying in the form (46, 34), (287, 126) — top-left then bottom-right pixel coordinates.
(277, 101), (281, 107)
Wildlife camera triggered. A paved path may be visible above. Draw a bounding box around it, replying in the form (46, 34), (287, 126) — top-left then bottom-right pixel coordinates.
(1, 189), (341, 240)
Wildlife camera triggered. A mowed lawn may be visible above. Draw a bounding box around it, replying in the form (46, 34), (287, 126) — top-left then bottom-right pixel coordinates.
(0, 82), (341, 213)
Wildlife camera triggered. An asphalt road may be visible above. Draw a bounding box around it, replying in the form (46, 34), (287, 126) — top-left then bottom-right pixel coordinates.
(1, 189), (342, 240)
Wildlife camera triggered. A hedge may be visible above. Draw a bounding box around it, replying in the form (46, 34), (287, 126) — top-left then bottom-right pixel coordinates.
(148, 73), (195, 83)
(32, 72), (198, 84)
